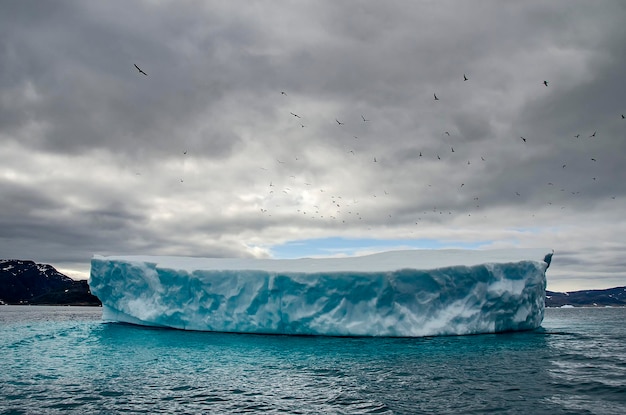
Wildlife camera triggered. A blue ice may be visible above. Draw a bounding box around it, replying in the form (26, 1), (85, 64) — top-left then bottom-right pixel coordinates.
(88, 249), (552, 337)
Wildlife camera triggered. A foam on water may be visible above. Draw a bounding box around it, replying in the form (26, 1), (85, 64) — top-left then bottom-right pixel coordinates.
(88, 249), (552, 337)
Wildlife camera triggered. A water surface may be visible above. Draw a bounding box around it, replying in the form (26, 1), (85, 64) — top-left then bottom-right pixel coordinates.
(1, 306), (625, 414)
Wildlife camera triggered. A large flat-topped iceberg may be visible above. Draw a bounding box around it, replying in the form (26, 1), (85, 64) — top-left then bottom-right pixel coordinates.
(89, 249), (553, 337)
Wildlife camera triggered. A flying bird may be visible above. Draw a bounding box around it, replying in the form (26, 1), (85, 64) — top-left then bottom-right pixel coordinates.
(361, 115), (370, 122)
(574, 134), (580, 138)
(434, 93), (439, 100)
(336, 119), (344, 125)
(520, 136), (527, 143)
(622, 114), (625, 119)
(543, 80), (548, 86)
(589, 131), (596, 138)
(134, 64), (147, 76)
(463, 74), (468, 81)
(281, 91), (287, 96)
(290, 112), (301, 118)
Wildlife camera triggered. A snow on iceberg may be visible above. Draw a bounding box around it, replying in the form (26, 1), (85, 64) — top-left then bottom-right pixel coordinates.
(88, 249), (553, 337)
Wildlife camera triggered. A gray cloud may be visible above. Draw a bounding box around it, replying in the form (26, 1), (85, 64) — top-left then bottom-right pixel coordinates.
(1, 1), (625, 290)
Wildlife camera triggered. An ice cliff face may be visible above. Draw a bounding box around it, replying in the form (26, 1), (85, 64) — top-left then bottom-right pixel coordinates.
(88, 249), (552, 337)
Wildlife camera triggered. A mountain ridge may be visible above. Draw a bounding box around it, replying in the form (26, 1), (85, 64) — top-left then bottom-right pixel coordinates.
(1, 258), (623, 307)
(0, 259), (101, 306)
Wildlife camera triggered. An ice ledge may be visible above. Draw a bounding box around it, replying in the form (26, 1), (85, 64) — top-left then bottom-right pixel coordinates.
(89, 249), (552, 337)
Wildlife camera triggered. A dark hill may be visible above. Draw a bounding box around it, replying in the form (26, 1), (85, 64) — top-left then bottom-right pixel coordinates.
(546, 286), (626, 307)
(0, 259), (101, 306)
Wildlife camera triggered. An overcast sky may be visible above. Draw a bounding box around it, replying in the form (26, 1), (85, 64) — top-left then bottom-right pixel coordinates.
(2, 1), (625, 291)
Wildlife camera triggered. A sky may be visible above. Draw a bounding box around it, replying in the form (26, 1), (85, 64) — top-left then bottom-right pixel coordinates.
(1, 1), (625, 292)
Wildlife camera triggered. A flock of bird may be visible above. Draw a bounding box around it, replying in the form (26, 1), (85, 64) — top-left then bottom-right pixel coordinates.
(133, 62), (621, 231)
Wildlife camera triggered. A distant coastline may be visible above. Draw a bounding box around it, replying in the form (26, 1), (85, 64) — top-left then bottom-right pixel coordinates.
(0, 259), (101, 306)
(1, 258), (623, 308)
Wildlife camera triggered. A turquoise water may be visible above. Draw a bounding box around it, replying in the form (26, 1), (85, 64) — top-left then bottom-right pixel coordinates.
(1, 307), (625, 414)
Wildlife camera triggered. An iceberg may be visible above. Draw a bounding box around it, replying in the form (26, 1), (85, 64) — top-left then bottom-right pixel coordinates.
(88, 249), (553, 337)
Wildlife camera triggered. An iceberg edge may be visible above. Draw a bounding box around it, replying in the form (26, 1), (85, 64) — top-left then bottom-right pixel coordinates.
(89, 249), (551, 337)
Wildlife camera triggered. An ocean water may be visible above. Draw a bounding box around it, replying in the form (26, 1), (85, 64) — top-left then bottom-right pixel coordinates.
(1, 306), (625, 414)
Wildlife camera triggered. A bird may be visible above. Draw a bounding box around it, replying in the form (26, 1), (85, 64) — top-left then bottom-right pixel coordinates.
(574, 134), (580, 138)
(290, 112), (301, 118)
(434, 93), (439, 100)
(361, 115), (370, 122)
(543, 80), (548, 87)
(590, 131), (596, 138)
(521, 136), (527, 143)
(451, 147), (455, 152)
(281, 91), (287, 96)
(336, 119), (344, 125)
(622, 114), (625, 119)
(463, 74), (468, 81)
(591, 158), (596, 161)
(444, 131), (450, 136)
(134, 64), (147, 76)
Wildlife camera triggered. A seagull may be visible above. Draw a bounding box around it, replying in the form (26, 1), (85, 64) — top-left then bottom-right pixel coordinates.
(434, 93), (439, 100)
(336, 119), (344, 125)
(361, 115), (370, 122)
(290, 112), (301, 118)
(281, 91), (287, 96)
(543, 80), (548, 87)
(134, 64), (147, 76)
(451, 147), (455, 152)
(589, 131), (596, 138)
(463, 74), (468, 81)
(574, 134), (580, 138)
(591, 158), (596, 161)
(444, 131), (450, 136)
(521, 136), (526, 143)
(622, 114), (625, 119)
